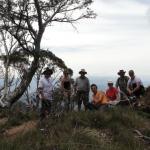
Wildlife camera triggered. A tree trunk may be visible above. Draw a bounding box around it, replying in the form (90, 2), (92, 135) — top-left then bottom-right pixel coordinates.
(3, 62), (9, 98)
(7, 56), (39, 106)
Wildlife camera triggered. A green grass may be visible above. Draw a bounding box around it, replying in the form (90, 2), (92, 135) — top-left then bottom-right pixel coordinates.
(0, 107), (149, 150)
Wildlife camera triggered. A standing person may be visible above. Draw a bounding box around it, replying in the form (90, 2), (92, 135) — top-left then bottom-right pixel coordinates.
(87, 84), (108, 110)
(116, 70), (129, 99)
(106, 81), (119, 102)
(127, 70), (145, 105)
(38, 67), (53, 120)
(74, 69), (90, 111)
(60, 70), (72, 111)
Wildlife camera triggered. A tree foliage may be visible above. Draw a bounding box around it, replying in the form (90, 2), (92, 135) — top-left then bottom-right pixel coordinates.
(0, 0), (96, 106)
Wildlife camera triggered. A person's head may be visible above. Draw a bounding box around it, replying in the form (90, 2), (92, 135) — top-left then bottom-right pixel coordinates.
(79, 69), (87, 77)
(107, 81), (113, 88)
(91, 84), (98, 94)
(42, 67), (53, 78)
(118, 70), (126, 77)
(128, 70), (135, 79)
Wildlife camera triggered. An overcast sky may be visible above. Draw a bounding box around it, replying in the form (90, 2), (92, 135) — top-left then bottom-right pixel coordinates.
(41, 0), (150, 77)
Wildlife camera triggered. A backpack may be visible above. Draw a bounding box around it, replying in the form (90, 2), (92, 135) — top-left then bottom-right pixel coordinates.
(139, 85), (145, 96)
(132, 83), (145, 96)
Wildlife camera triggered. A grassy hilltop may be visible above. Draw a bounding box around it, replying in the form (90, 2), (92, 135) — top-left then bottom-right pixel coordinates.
(0, 88), (150, 150)
(0, 106), (149, 150)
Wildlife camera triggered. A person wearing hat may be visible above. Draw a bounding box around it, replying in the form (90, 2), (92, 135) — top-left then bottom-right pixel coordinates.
(38, 67), (53, 120)
(116, 70), (129, 99)
(74, 69), (90, 111)
(106, 81), (119, 101)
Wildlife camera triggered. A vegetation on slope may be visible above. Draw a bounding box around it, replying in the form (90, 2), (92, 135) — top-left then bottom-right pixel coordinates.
(0, 106), (149, 150)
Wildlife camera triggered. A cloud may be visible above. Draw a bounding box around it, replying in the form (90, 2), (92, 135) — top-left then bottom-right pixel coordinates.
(100, 0), (150, 5)
(93, 0), (149, 15)
(41, 0), (150, 77)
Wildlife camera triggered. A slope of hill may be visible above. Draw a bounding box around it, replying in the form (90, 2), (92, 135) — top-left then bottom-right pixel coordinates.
(0, 106), (149, 150)
(0, 84), (150, 150)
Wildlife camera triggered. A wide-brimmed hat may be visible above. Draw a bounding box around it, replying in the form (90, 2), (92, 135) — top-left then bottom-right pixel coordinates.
(117, 70), (126, 75)
(79, 69), (87, 74)
(42, 67), (53, 75)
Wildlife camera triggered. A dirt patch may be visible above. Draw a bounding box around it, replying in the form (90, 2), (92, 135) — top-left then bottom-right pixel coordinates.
(4, 120), (37, 138)
(0, 117), (8, 125)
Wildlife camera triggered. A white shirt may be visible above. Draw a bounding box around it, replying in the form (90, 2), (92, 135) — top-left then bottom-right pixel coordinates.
(38, 76), (53, 101)
(127, 76), (143, 86)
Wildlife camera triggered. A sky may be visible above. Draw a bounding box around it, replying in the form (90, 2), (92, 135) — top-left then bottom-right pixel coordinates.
(41, 0), (150, 78)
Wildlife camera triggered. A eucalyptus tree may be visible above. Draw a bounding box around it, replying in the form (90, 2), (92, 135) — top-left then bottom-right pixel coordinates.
(0, 0), (96, 106)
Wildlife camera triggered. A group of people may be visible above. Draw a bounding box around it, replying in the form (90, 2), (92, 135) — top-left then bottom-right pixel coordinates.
(38, 67), (145, 119)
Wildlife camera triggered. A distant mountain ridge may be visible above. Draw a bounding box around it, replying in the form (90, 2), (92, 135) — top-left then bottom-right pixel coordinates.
(89, 76), (150, 90)
(1, 76), (150, 93)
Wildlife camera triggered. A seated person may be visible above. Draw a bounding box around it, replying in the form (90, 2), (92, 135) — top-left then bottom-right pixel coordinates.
(127, 70), (145, 106)
(127, 70), (144, 98)
(86, 84), (108, 110)
(106, 81), (119, 103)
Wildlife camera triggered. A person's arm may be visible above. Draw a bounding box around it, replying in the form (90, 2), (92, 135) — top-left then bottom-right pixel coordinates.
(127, 80), (132, 95)
(87, 78), (90, 92)
(131, 82), (140, 94)
(38, 79), (45, 100)
(38, 87), (45, 100)
(116, 78), (119, 88)
(74, 78), (77, 93)
(96, 92), (108, 104)
(115, 89), (120, 101)
(106, 89), (112, 101)
(96, 93), (103, 104)
(70, 78), (75, 95)
(105, 90), (109, 100)
(91, 95), (95, 104)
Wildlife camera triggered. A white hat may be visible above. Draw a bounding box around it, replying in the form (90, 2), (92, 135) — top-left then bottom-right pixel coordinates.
(107, 80), (113, 84)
